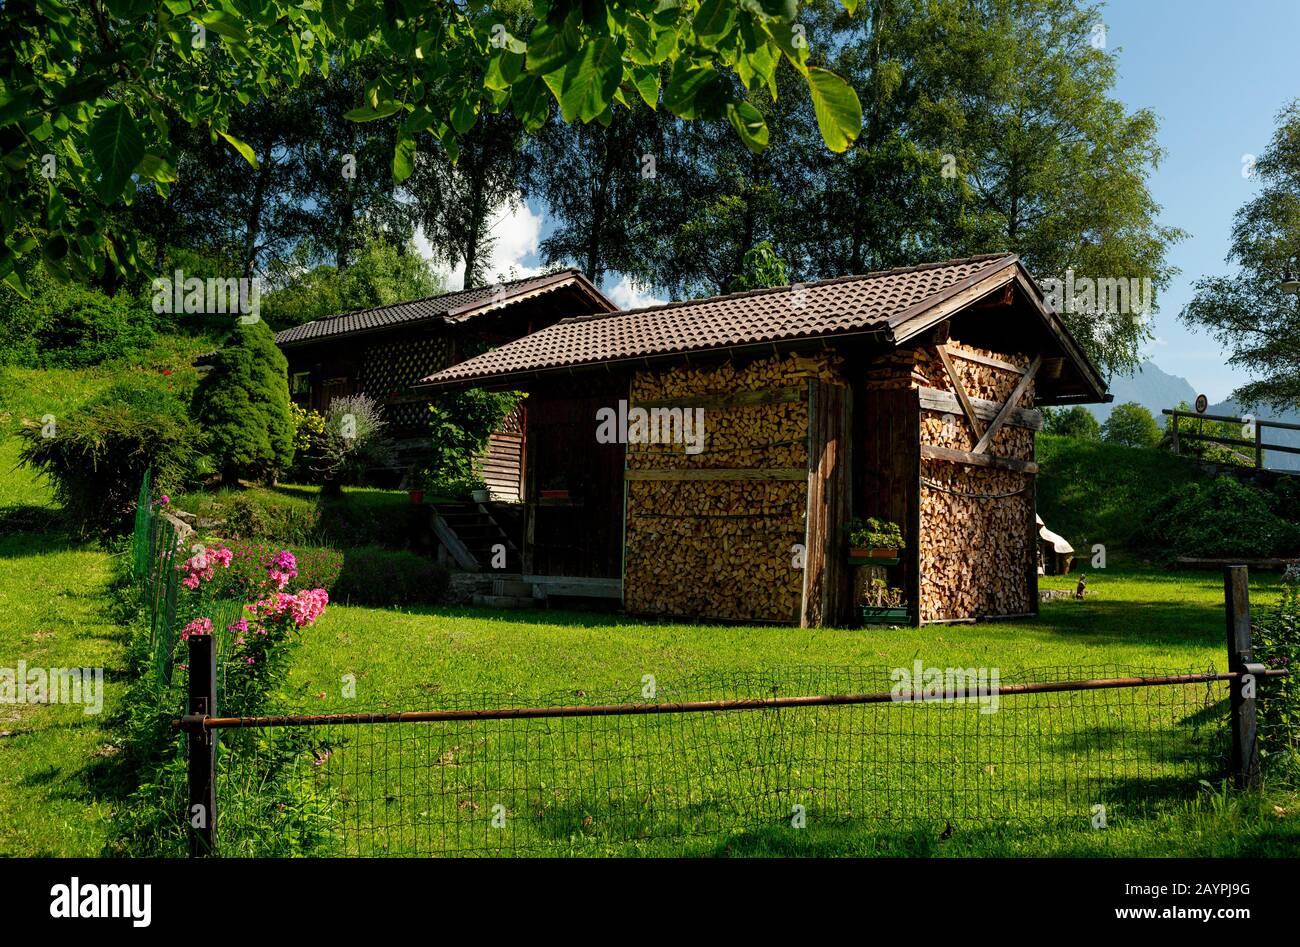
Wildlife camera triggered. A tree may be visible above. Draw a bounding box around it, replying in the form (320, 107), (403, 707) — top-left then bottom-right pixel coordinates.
(729, 241), (790, 291)
(195, 319), (294, 485)
(1181, 99), (1300, 411)
(1101, 402), (1160, 448)
(261, 238), (443, 330)
(0, 1), (862, 293)
(1044, 405), (1101, 440)
(408, 111), (527, 290)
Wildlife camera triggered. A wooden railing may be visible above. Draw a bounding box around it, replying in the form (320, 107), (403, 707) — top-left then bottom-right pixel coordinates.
(1162, 408), (1300, 470)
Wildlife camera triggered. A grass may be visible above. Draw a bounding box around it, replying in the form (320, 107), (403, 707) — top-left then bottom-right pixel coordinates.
(233, 557), (1299, 858)
(282, 557), (1282, 704)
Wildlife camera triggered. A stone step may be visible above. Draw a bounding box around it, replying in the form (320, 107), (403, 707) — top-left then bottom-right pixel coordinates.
(491, 579), (534, 597)
(470, 594), (536, 609)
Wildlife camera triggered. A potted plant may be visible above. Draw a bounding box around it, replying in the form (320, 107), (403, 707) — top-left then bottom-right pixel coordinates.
(408, 469), (429, 505)
(860, 579), (909, 625)
(847, 517), (905, 561)
(471, 480), (490, 504)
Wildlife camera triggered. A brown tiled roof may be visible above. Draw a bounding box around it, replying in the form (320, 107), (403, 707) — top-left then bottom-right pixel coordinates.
(418, 254), (1019, 387)
(273, 268), (610, 346)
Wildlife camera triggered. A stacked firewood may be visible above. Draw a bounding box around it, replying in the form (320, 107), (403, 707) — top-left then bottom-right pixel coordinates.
(916, 341), (1035, 622)
(624, 354), (822, 623)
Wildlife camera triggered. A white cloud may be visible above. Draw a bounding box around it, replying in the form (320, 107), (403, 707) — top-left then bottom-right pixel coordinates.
(605, 275), (666, 311)
(415, 196), (545, 290)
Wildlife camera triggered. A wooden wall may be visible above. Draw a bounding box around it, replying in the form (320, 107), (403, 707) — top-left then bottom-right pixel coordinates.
(622, 354), (837, 623)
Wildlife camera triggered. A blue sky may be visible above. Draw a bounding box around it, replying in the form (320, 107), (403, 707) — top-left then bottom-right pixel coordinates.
(432, 0), (1298, 401)
(1104, 0), (1299, 399)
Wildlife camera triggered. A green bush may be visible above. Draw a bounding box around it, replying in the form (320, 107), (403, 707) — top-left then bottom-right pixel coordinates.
(219, 492), (321, 544)
(194, 319), (294, 484)
(0, 263), (154, 368)
(332, 546), (450, 606)
(1252, 573), (1300, 782)
(1102, 401), (1161, 448)
(1139, 477), (1293, 558)
(16, 378), (201, 536)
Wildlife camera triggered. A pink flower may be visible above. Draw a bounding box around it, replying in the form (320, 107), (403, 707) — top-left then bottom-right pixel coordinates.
(180, 616), (212, 641)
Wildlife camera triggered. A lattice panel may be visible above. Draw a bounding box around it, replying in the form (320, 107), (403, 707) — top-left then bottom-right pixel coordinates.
(361, 334), (453, 401)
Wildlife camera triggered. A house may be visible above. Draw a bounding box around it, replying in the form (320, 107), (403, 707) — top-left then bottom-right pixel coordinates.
(416, 253), (1110, 627)
(272, 268), (615, 496)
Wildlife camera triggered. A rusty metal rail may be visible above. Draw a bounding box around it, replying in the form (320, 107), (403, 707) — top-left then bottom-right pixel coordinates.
(175, 668), (1285, 731)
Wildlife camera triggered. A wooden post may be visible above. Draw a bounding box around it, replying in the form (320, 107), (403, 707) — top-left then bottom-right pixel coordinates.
(1170, 411), (1179, 455)
(1254, 422), (1263, 470)
(1224, 565), (1261, 789)
(187, 632), (217, 856)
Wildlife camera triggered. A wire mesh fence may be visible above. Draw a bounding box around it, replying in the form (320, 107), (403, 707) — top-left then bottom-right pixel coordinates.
(183, 664), (1242, 857)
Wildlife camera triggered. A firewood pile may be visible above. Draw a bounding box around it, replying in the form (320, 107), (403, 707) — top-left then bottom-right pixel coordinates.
(624, 354), (828, 622)
(917, 342), (1036, 622)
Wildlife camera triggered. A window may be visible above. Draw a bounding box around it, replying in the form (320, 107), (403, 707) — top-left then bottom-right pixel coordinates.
(291, 372), (311, 395)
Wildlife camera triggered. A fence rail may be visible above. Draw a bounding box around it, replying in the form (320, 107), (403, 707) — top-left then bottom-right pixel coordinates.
(1162, 408), (1300, 471)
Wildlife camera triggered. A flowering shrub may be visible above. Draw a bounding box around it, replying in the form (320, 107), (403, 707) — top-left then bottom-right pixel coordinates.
(176, 542), (331, 715)
(177, 543), (234, 590)
(205, 541), (342, 600)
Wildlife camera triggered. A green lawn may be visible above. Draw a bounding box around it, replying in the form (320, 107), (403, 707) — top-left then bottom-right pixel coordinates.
(282, 559), (1281, 706)
(238, 559), (1299, 858)
(0, 409), (124, 857)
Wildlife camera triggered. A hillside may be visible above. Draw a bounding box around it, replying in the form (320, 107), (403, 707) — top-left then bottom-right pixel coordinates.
(1034, 434), (1210, 554)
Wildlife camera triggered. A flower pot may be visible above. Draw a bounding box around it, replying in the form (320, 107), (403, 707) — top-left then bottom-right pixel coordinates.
(408, 489), (424, 505)
(868, 547), (899, 559)
(860, 606), (909, 626)
(540, 489), (570, 501)
(471, 489), (490, 503)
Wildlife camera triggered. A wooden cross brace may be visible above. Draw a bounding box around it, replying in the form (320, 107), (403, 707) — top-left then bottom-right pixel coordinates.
(934, 344), (1041, 455)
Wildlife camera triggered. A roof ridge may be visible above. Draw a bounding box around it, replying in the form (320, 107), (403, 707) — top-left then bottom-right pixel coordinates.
(291, 268), (582, 329)
(558, 253), (1016, 326)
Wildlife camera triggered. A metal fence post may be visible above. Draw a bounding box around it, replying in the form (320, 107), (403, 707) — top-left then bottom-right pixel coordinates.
(187, 632), (217, 856)
(1224, 565), (1261, 788)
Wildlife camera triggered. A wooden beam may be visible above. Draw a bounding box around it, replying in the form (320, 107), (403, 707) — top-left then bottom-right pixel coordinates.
(934, 344), (985, 440)
(633, 387), (805, 410)
(917, 387), (1043, 431)
(944, 348), (1026, 374)
(921, 444), (1040, 474)
(972, 354), (1041, 455)
(624, 467), (807, 482)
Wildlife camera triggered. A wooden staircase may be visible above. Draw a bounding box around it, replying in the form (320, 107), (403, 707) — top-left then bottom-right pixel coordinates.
(432, 502), (523, 574)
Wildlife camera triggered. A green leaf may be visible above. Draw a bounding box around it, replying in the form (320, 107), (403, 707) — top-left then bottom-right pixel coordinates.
(217, 129), (258, 168)
(693, 0), (738, 47)
(511, 73), (550, 131)
(542, 37), (623, 124)
(726, 100), (769, 152)
(663, 60), (726, 120)
(806, 67), (862, 153)
(135, 153), (177, 182)
(88, 104), (145, 203)
(631, 65), (659, 109)
(839, 0), (859, 13)
(525, 21), (572, 76)
(450, 97), (478, 135)
(196, 10), (249, 43)
(392, 136), (416, 183)
(343, 102), (403, 122)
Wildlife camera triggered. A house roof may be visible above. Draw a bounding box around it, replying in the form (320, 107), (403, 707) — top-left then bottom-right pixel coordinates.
(415, 253), (1108, 403)
(272, 268), (614, 347)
